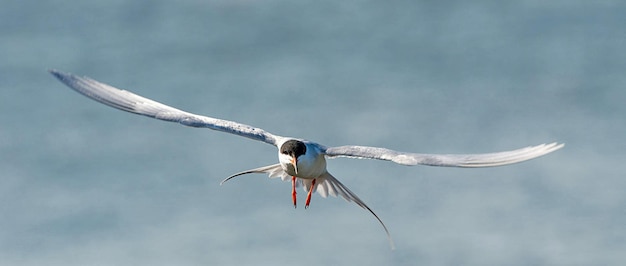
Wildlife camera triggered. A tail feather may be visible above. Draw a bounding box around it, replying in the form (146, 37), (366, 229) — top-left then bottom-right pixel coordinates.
(220, 164), (285, 185)
(311, 172), (395, 249)
(220, 166), (395, 249)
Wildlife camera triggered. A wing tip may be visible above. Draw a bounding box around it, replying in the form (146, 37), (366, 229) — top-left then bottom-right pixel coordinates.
(48, 68), (65, 80)
(474, 141), (565, 167)
(48, 69), (78, 85)
(538, 142), (565, 154)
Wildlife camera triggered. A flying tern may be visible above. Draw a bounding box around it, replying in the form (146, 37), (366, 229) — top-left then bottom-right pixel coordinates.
(50, 70), (564, 249)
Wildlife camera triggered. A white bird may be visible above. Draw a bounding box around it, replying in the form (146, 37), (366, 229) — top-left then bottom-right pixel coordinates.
(50, 70), (564, 249)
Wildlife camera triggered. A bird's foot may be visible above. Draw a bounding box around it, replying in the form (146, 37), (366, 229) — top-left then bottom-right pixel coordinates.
(305, 179), (316, 209)
(291, 176), (297, 208)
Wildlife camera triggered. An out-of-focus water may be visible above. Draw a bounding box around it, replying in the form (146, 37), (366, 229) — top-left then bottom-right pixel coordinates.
(1, 1), (625, 265)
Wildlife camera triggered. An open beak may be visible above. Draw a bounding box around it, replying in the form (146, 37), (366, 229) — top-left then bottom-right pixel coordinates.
(290, 157), (298, 175)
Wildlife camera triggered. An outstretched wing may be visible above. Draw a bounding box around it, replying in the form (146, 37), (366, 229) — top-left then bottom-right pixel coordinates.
(324, 142), (563, 167)
(50, 70), (282, 146)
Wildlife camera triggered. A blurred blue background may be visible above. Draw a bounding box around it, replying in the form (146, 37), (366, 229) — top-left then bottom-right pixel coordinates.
(1, 1), (624, 265)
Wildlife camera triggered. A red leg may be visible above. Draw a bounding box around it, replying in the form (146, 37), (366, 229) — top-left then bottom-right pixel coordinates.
(305, 179), (316, 209)
(291, 176), (297, 208)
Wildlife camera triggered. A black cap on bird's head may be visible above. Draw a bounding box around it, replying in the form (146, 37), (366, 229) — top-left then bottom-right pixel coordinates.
(280, 140), (307, 158)
(280, 140), (306, 175)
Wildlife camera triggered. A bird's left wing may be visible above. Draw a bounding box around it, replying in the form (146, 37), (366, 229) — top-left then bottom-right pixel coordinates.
(50, 70), (281, 146)
(324, 142), (563, 167)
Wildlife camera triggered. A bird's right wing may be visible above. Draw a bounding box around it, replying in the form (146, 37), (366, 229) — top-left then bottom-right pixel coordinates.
(324, 142), (564, 167)
(50, 70), (282, 146)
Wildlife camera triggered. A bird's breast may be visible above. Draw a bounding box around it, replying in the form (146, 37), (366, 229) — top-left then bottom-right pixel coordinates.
(287, 154), (327, 179)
